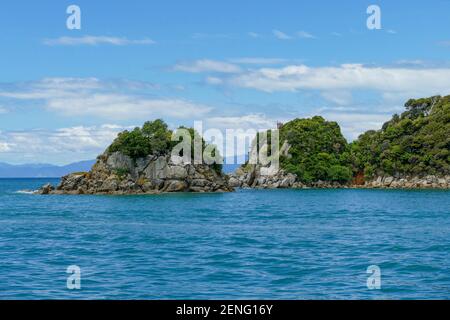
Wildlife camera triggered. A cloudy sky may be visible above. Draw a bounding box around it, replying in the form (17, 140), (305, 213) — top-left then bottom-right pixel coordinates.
(1, 0), (450, 164)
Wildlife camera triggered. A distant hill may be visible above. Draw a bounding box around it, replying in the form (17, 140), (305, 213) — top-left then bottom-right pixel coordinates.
(0, 160), (96, 178)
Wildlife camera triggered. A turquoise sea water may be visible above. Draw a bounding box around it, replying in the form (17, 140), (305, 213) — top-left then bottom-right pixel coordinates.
(0, 178), (449, 300)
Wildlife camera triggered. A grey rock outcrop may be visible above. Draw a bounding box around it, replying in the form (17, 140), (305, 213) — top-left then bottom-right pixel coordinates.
(229, 139), (349, 189)
(228, 138), (449, 189)
(361, 175), (450, 189)
(229, 164), (306, 189)
(230, 164), (450, 190)
(36, 151), (233, 195)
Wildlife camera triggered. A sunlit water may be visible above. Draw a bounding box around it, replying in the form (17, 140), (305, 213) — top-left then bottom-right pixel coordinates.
(0, 178), (449, 299)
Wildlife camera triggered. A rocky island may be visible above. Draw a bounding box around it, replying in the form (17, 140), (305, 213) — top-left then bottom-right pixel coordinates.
(230, 95), (450, 189)
(37, 95), (449, 194)
(37, 120), (232, 195)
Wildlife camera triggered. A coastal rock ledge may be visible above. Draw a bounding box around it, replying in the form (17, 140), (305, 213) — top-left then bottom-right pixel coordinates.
(229, 165), (450, 190)
(360, 175), (450, 189)
(36, 152), (233, 195)
(228, 164), (351, 189)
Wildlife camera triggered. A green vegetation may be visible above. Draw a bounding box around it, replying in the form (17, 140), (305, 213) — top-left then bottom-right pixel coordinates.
(108, 119), (172, 158)
(279, 116), (352, 183)
(350, 95), (450, 178)
(106, 95), (449, 182)
(273, 95), (449, 183)
(107, 119), (223, 173)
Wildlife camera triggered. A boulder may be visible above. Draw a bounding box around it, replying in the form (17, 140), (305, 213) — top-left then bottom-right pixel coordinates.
(191, 179), (208, 187)
(383, 176), (394, 186)
(167, 166), (188, 179)
(228, 177), (241, 188)
(38, 183), (54, 195)
(99, 178), (119, 192)
(164, 180), (187, 192)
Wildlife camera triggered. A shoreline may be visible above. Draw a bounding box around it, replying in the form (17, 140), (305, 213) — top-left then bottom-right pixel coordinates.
(229, 168), (450, 190)
(31, 184), (449, 195)
(239, 185), (450, 190)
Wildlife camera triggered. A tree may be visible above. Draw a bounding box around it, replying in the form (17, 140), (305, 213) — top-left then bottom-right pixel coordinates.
(279, 116), (352, 183)
(142, 119), (173, 154)
(350, 95), (450, 178)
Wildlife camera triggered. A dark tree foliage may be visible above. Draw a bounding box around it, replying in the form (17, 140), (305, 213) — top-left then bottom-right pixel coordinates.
(350, 95), (450, 178)
(108, 127), (153, 159)
(107, 95), (450, 182)
(107, 119), (223, 173)
(279, 116), (352, 183)
(108, 119), (173, 159)
(141, 119), (173, 154)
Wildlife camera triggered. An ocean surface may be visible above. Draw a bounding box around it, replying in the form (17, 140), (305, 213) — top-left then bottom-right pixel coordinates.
(0, 178), (449, 300)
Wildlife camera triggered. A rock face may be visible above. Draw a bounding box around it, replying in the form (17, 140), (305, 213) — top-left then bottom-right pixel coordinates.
(36, 152), (233, 195)
(229, 137), (349, 189)
(229, 165), (450, 190)
(229, 164), (349, 189)
(361, 175), (450, 189)
(229, 165), (294, 189)
(229, 138), (449, 190)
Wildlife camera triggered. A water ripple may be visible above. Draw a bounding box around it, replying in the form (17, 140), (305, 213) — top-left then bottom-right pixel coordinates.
(0, 179), (449, 299)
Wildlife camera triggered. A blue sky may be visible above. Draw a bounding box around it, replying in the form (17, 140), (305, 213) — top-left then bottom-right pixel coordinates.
(0, 0), (450, 164)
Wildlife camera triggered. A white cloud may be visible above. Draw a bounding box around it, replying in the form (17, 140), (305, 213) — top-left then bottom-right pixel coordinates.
(206, 109), (389, 143)
(206, 114), (277, 130)
(0, 125), (131, 163)
(205, 114), (279, 158)
(0, 141), (12, 152)
(43, 36), (155, 46)
(0, 106), (7, 114)
(205, 76), (224, 85)
(226, 64), (450, 97)
(247, 32), (262, 38)
(0, 78), (212, 120)
(394, 59), (428, 67)
(174, 59), (241, 73)
(319, 112), (391, 140)
(0, 115), (276, 162)
(296, 31), (316, 39)
(272, 30), (292, 40)
(321, 91), (353, 105)
(322, 112), (390, 124)
(272, 30), (316, 40)
(47, 95), (211, 119)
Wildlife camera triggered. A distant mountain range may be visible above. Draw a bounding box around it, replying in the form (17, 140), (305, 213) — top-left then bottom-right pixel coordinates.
(0, 160), (96, 178)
